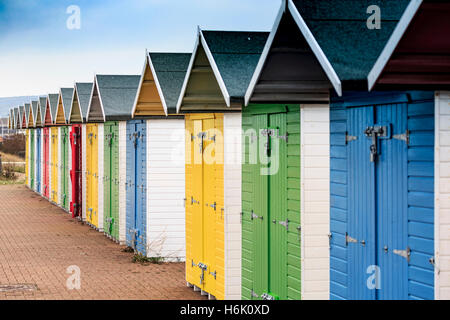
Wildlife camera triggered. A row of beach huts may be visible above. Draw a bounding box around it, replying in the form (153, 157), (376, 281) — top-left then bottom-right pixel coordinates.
(5, 0), (450, 300)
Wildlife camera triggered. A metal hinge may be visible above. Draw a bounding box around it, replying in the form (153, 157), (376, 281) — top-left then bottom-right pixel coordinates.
(209, 270), (217, 279)
(191, 197), (199, 205)
(393, 247), (411, 262)
(346, 233), (358, 245)
(261, 293), (275, 300)
(251, 210), (263, 221)
(393, 130), (410, 145)
(251, 290), (259, 298)
(328, 233), (332, 249)
(208, 202), (217, 211)
(346, 133), (357, 144)
(279, 219), (289, 231)
(277, 132), (289, 142)
(209, 134), (216, 142)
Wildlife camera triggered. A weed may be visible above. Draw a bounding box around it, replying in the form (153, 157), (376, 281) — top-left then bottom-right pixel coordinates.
(132, 254), (163, 265)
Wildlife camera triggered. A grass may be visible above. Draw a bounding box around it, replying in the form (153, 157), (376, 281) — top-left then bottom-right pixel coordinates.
(132, 253), (164, 265)
(0, 151), (24, 163)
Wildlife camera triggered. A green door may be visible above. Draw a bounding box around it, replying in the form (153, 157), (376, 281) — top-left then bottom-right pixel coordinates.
(104, 122), (119, 240)
(61, 127), (69, 210)
(242, 105), (301, 300)
(30, 130), (35, 190)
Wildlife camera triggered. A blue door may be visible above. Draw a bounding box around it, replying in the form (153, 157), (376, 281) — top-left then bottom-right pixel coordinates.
(126, 120), (147, 255)
(36, 128), (41, 193)
(330, 92), (435, 300)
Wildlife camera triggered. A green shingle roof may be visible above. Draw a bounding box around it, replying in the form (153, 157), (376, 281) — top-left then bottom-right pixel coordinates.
(60, 88), (74, 122)
(292, 0), (411, 82)
(202, 30), (269, 101)
(149, 52), (191, 114)
(48, 93), (59, 122)
(96, 75), (140, 120)
(75, 83), (93, 121)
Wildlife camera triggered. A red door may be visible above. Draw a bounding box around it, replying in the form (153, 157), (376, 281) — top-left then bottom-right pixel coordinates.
(43, 127), (50, 198)
(70, 125), (82, 219)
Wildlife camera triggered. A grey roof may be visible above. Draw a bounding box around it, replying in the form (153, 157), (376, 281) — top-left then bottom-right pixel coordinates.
(202, 30), (269, 101)
(60, 88), (74, 121)
(31, 101), (39, 125)
(292, 0), (410, 83)
(95, 75), (140, 120)
(149, 52), (191, 114)
(48, 93), (59, 122)
(38, 97), (47, 124)
(24, 103), (31, 124)
(74, 83), (93, 121)
(19, 106), (25, 125)
(13, 108), (18, 128)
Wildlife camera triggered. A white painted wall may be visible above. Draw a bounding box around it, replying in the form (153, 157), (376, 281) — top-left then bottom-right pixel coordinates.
(223, 113), (242, 300)
(57, 127), (62, 206)
(82, 124), (87, 221)
(146, 119), (186, 261)
(300, 104), (330, 300)
(119, 121), (127, 245)
(98, 123), (104, 231)
(435, 91), (450, 300)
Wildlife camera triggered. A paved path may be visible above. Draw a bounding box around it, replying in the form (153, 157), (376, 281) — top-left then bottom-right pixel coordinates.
(0, 185), (205, 300)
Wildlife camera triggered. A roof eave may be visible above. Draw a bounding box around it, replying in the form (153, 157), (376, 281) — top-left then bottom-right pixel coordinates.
(367, 0), (423, 91)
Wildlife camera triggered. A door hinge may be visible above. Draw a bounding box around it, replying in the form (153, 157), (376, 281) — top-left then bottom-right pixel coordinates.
(261, 293), (275, 300)
(429, 257), (440, 275)
(346, 132), (357, 144)
(277, 132), (288, 142)
(251, 290), (259, 298)
(328, 233), (332, 249)
(346, 233), (358, 246)
(251, 210), (263, 221)
(278, 219), (289, 231)
(393, 130), (410, 145)
(209, 270), (217, 279)
(191, 196), (199, 205)
(208, 202), (217, 211)
(393, 247), (411, 262)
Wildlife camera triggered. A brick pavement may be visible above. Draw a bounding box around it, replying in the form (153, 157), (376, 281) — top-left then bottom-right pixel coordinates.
(0, 185), (206, 300)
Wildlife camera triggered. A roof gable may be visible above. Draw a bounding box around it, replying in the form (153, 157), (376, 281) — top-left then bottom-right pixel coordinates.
(70, 83), (93, 123)
(246, 1), (333, 104)
(133, 52), (191, 117)
(45, 94), (58, 126)
(29, 101), (38, 127)
(55, 88), (74, 125)
(38, 97), (47, 126)
(87, 75), (140, 122)
(369, 0), (450, 89)
(291, 0), (410, 89)
(177, 29), (269, 112)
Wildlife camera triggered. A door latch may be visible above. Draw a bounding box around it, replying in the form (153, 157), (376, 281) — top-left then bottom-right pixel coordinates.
(261, 293), (275, 300)
(365, 125), (388, 162)
(197, 262), (208, 285)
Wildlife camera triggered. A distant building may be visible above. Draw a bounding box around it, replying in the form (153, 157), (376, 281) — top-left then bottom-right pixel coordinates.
(0, 117), (17, 137)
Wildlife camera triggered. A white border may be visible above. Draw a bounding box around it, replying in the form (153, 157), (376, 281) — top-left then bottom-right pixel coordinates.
(86, 75), (106, 123)
(367, 0), (423, 90)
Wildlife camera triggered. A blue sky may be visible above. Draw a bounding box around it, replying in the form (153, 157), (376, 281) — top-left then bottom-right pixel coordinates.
(0, 0), (279, 98)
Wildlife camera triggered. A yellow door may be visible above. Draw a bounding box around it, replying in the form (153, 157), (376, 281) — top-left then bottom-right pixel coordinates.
(51, 127), (59, 203)
(25, 130), (29, 186)
(86, 124), (99, 227)
(185, 114), (224, 298)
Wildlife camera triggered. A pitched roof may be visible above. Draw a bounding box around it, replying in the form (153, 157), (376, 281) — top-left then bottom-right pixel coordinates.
(13, 108), (18, 129)
(75, 83), (93, 122)
(19, 105), (25, 128)
(38, 97), (47, 125)
(88, 75), (140, 121)
(48, 93), (59, 123)
(31, 101), (39, 127)
(24, 103), (31, 125)
(60, 88), (74, 122)
(201, 30), (269, 101)
(148, 52), (191, 114)
(291, 0), (411, 87)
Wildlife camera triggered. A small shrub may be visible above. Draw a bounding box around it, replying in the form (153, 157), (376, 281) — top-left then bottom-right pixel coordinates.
(132, 254), (163, 265)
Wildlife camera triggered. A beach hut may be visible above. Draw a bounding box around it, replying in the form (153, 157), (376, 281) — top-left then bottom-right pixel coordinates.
(28, 101), (39, 190)
(365, 0), (450, 300)
(177, 28), (268, 299)
(43, 94), (59, 201)
(130, 51), (190, 260)
(86, 74), (140, 237)
(55, 88), (74, 211)
(36, 97), (46, 195)
(68, 83), (93, 220)
(240, 0), (340, 300)
(284, 0), (446, 300)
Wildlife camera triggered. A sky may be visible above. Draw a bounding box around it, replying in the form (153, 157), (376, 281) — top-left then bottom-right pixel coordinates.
(0, 0), (280, 98)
